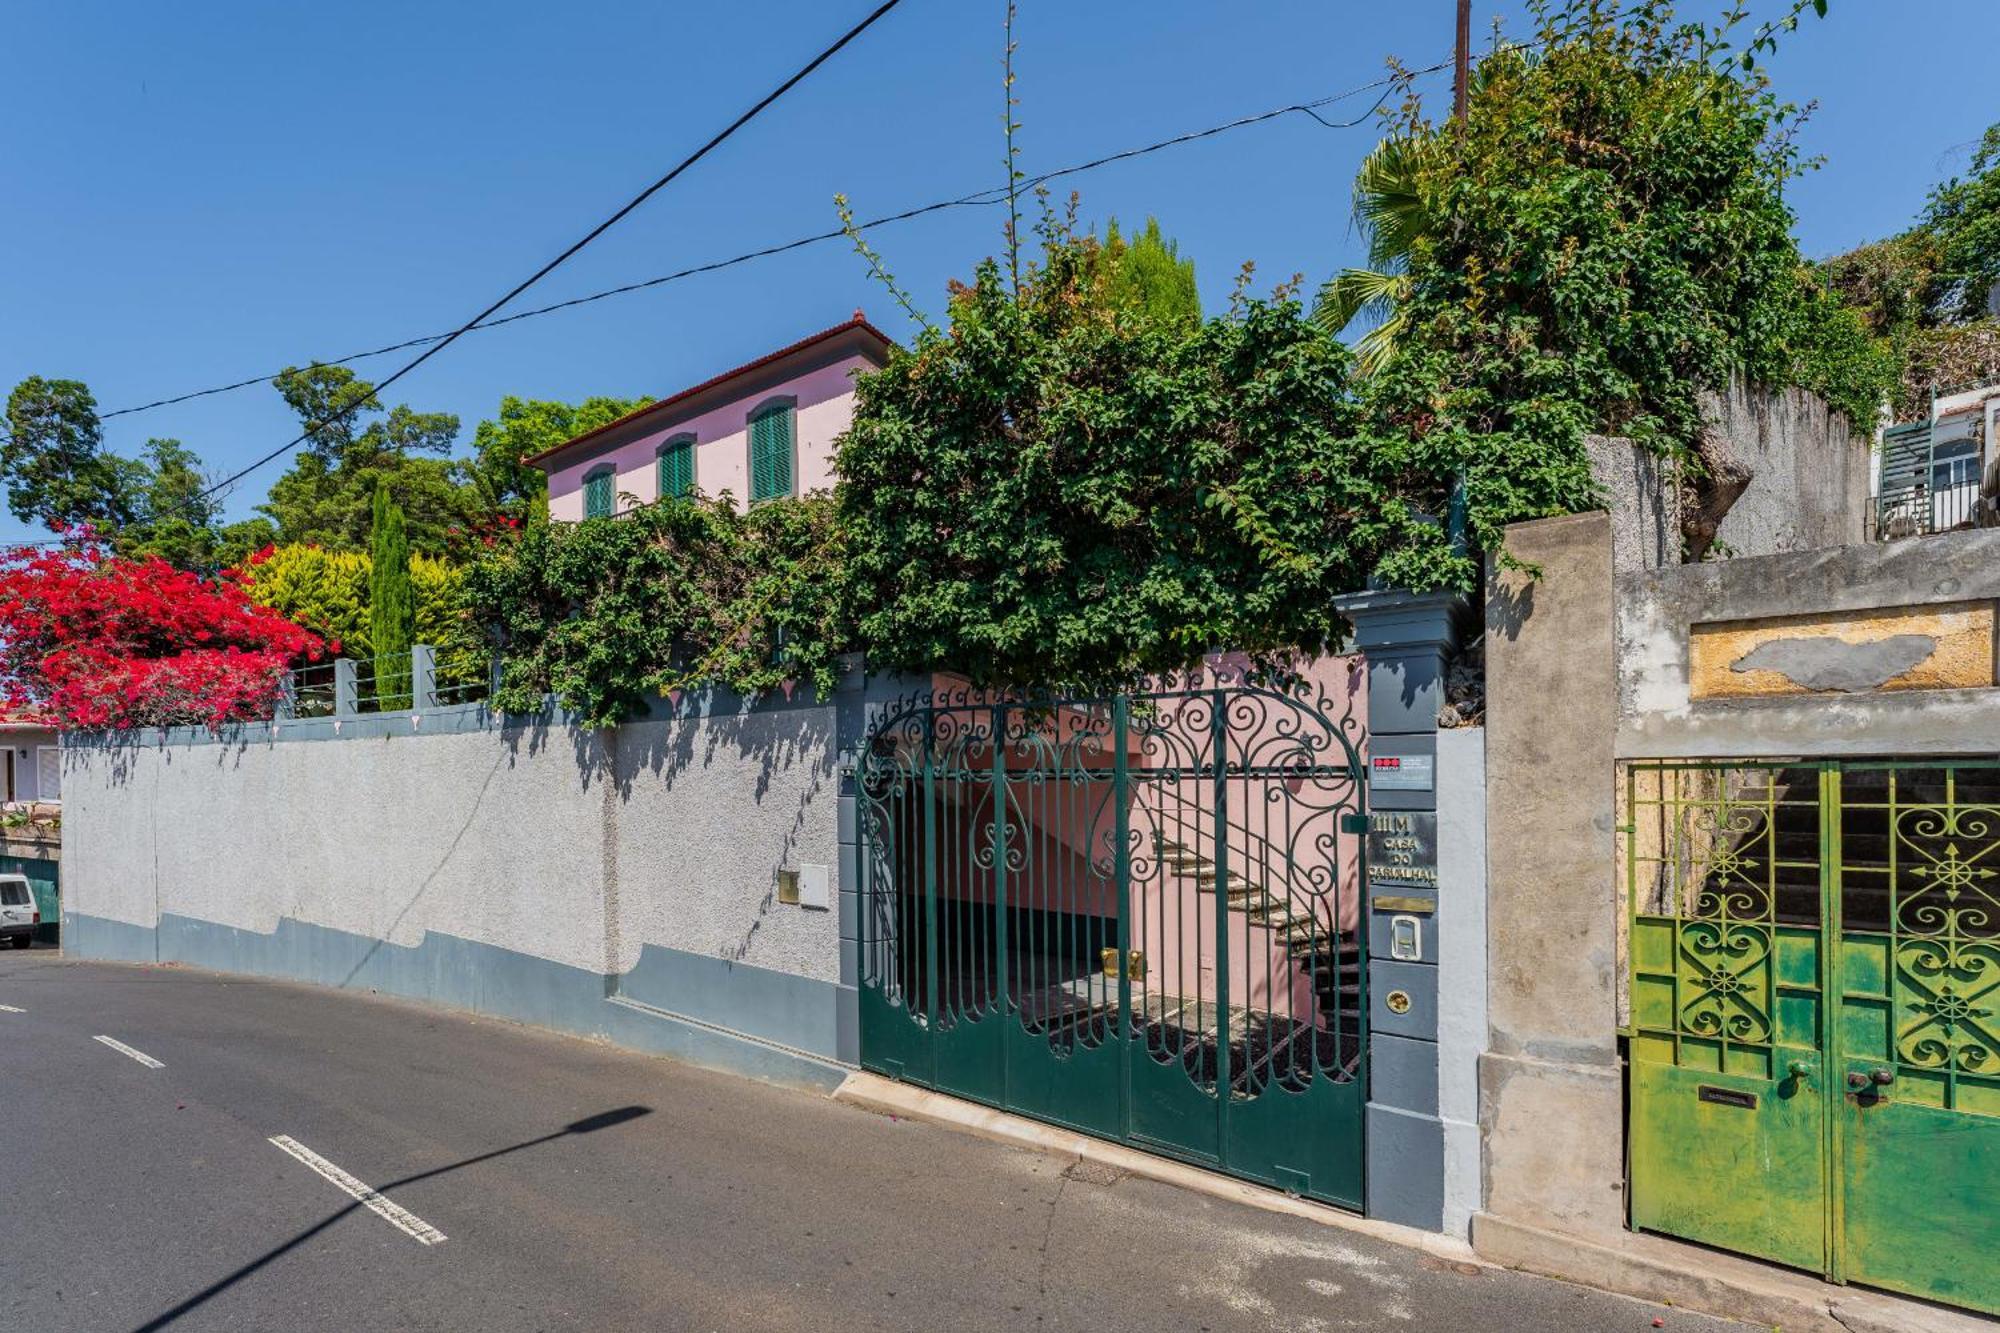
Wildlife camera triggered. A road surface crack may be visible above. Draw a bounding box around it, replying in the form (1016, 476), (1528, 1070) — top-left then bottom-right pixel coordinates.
(1034, 1164), (1073, 1304)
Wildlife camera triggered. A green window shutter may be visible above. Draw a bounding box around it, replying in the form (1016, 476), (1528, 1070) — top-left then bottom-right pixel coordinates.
(749, 404), (794, 505)
(659, 438), (695, 499)
(583, 469), (614, 518)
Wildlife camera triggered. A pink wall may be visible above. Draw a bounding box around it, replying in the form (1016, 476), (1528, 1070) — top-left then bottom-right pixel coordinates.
(894, 652), (1369, 1025)
(545, 350), (878, 519)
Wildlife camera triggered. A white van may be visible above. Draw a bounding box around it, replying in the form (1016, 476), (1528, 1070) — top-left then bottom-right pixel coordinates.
(0, 874), (39, 948)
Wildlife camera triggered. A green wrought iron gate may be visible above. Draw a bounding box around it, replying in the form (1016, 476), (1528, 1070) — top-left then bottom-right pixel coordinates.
(1625, 761), (2000, 1316)
(857, 675), (1369, 1207)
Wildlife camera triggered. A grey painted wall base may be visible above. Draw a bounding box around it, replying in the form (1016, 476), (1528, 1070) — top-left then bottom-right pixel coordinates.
(66, 912), (849, 1093)
(1338, 586), (1467, 1237)
(1365, 1102), (1446, 1231)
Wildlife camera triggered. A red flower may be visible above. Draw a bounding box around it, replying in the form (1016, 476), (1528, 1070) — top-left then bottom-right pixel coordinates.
(0, 539), (325, 730)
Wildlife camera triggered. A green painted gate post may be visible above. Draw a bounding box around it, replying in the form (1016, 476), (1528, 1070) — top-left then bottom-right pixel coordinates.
(1332, 588), (1469, 1233)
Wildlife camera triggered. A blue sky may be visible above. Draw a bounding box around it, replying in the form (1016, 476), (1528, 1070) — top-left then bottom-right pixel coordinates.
(3, 1), (1996, 546)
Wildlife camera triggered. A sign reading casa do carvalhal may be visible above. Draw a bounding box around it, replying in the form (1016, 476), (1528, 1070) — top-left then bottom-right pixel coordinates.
(1367, 812), (1438, 887)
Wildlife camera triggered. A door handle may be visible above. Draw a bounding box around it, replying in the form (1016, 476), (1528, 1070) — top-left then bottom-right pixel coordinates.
(1100, 948), (1146, 981)
(1846, 1067), (1896, 1091)
(1786, 1059), (1814, 1085)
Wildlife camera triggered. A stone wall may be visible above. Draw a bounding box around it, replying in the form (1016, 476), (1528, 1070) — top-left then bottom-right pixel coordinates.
(1616, 527), (2000, 759)
(1700, 380), (1869, 557)
(1587, 382), (1870, 574)
(63, 682), (857, 1089)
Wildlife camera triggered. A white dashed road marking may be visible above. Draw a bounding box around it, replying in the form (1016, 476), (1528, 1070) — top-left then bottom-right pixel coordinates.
(93, 1035), (164, 1068)
(269, 1136), (448, 1246)
(0, 1004), (23, 1013)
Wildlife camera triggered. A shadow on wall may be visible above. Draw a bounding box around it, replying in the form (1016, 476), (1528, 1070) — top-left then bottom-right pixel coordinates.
(1488, 574), (1536, 645)
(62, 685), (839, 984)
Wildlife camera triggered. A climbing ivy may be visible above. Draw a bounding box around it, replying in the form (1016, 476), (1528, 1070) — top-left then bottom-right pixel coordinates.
(836, 212), (1372, 689)
(467, 494), (845, 728)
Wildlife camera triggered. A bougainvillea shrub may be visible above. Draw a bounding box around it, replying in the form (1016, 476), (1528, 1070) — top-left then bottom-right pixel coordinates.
(0, 538), (324, 729)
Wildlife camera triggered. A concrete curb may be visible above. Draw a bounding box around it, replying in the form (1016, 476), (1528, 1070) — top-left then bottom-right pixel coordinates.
(1472, 1213), (1998, 1333)
(831, 1071), (1481, 1264)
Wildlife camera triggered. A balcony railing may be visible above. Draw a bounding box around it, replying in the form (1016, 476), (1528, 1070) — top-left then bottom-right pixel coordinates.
(279, 645), (493, 721)
(1872, 416), (1993, 540)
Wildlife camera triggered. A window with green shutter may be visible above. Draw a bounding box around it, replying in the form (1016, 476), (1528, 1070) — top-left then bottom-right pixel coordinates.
(583, 467), (615, 518)
(658, 436), (696, 500)
(748, 402), (795, 505)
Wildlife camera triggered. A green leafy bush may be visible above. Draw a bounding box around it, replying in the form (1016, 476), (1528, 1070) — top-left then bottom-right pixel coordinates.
(468, 495), (844, 727)
(836, 217), (1370, 689)
(244, 543), (480, 682)
(242, 545), (371, 654)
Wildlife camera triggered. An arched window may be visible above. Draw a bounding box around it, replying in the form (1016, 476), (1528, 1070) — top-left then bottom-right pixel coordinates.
(658, 435), (696, 500)
(582, 467), (616, 519)
(747, 400), (796, 505)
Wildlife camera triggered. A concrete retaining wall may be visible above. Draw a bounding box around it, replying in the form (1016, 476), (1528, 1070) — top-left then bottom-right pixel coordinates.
(63, 685), (856, 1090)
(1479, 512), (1628, 1244)
(1616, 527), (2000, 759)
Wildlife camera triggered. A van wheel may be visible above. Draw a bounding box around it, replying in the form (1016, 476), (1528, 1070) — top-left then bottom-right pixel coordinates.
(10, 936), (30, 949)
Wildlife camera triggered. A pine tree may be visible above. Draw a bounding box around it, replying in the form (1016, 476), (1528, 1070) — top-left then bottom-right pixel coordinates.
(368, 480), (414, 709)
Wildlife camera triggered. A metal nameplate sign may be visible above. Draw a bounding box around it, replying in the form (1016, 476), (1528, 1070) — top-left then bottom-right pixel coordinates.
(1370, 753), (1434, 792)
(1367, 812), (1438, 886)
(1697, 1085), (1758, 1110)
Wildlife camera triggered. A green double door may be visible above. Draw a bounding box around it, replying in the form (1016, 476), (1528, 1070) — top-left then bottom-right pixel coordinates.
(1626, 762), (2000, 1317)
(855, 683), (1369, 1209)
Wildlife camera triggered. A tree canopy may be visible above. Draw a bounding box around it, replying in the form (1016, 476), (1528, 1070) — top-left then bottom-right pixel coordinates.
(1342, 0), (1882, 587)
(1819, 116), (2000, 415)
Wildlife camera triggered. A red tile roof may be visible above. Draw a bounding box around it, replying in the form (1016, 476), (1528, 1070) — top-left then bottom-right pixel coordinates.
(523, 312), (895, 469)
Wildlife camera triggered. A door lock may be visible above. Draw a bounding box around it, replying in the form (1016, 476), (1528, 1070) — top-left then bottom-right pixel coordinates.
(1846, 1067), (1896, 1091)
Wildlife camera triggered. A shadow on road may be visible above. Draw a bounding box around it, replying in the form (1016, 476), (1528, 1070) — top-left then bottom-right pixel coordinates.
(130, 1105), (653, 1332)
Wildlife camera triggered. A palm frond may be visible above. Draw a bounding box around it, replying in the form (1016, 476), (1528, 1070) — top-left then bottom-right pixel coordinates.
(1311, 267), (1410, 336)
(1351, 137), (1427, 270)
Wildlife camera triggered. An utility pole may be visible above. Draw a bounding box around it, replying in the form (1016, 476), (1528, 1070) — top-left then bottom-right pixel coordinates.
(1453, 0), (1471, 123)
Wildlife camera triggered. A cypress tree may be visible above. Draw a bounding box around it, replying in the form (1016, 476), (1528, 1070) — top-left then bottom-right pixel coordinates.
(368, 479), (414, 709)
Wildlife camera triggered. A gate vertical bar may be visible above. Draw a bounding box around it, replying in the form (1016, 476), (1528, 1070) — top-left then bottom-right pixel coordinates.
(992, 704), (1010, 1086)
(1114, 694), (1132, 1126)
(923, 713), (940, 1042)
(1212, 687), (1232, 1124)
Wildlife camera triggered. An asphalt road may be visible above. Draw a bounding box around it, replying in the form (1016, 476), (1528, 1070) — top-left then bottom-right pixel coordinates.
(0, 949), (1748, 1333)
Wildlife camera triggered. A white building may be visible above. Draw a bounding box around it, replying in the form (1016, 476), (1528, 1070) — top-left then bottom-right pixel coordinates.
(0, 716), (60, 805)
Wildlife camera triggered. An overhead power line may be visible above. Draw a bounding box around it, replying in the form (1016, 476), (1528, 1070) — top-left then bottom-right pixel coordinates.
(0, 0), (907, 549)
(180, 0), (905, 515)
(15, 57), (1449, 450)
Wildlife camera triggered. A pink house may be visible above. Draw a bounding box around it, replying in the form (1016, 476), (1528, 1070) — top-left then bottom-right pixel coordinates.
(530, 313), (895, 519)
